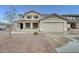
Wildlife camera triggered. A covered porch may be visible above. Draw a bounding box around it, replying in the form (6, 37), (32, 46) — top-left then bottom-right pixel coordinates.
(16, 20), (40, 32)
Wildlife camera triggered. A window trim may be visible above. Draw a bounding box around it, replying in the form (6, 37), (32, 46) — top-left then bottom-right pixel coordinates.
(27, 15), (32, 19)
(25, 23), (31, 28)
(33, 15), (38, 19)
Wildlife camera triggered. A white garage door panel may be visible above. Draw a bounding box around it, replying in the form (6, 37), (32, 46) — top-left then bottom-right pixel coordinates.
(42, 22), (64, 32)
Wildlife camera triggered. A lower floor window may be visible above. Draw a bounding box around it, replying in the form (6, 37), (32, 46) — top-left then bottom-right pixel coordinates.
(19, 23), (39, 29)
(33, 23), (38, 29)
(25, 23), (30, 28)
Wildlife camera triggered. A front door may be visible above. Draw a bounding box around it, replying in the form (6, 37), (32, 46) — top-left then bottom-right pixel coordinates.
(20, 23), (23, 29)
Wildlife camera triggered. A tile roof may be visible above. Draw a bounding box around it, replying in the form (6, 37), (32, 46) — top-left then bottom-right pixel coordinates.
(62, 14), (79, 17)
(23, 10), (40, 16)
(40, 13), (67, 21)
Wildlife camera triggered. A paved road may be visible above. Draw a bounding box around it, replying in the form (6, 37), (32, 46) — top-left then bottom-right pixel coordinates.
(0, 32), (56, 53)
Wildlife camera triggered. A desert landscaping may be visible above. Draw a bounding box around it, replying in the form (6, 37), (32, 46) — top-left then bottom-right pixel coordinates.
(0, 31), (57, 53)
(0, 30), (79, 53)
(0, 29), (79, 53)
(0, 5), (79, 53)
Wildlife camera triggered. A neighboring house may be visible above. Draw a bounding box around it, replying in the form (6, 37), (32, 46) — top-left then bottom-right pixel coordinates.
(63, 15), (79, 29)
(16, 10), (68, 32)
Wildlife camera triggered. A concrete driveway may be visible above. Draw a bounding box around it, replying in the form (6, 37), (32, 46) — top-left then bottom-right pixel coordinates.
(0, 32), (56, 53)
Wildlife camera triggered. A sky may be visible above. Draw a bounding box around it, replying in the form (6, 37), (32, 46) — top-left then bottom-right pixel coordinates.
(0, 5), (79, 22)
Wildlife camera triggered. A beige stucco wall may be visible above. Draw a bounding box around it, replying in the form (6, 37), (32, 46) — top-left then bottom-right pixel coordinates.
(24, 12), (40, 20)
(16, 12), (41, 31)
(67, 24), (70, 29)
(40, 16), (67, 32)
(16, 11), (68, 32)
(76, 23), (79, 29)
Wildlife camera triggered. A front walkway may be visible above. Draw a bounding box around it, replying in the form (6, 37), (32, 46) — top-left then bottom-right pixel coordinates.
(0, 32), (56, 53)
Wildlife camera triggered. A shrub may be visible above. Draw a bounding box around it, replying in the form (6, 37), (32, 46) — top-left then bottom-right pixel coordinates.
(33, 31), (38, 35)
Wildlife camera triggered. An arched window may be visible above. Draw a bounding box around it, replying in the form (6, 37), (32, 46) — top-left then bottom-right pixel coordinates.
(27, 15), (32, 19)
(33, 15), (38, 19)
(69, 16), (72, 19)
(72, 17), (75, 19)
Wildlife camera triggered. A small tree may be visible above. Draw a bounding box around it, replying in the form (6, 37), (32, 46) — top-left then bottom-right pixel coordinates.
(4, 6), (18, 39)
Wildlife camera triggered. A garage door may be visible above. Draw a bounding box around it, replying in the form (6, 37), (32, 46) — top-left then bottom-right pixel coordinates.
(41, 22), (64, 32)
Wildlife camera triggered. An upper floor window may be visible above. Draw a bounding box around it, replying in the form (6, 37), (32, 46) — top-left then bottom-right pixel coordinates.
(33, 15), (38, 19)
(69, 17), (72, 19)
(72, 17), (75, 19)
(27, 15), (32, 19)
(22, 16), (24, 18)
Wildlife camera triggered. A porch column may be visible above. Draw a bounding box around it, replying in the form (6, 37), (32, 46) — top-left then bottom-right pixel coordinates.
(23, 22), (25, 29)
(31, 22), (33, 29)
(17, 23), (19, 29)
(16, 23), (20, 30)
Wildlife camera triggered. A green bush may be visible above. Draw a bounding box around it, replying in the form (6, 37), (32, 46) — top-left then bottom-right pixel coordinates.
(33, 31), (38, 35)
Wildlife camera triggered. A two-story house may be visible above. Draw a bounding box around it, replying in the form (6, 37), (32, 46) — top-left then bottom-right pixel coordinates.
(15, 10), (68, 32)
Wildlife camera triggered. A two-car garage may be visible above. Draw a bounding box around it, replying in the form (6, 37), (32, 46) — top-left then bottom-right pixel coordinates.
(40, 14), (67, 32)
(40, 22), (64, 32)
